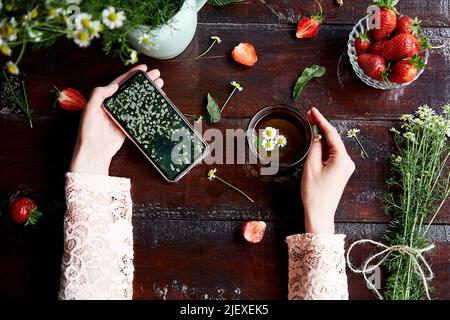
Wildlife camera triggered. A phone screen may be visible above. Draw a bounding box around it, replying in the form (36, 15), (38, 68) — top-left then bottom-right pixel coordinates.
(104, 71), (208, 182)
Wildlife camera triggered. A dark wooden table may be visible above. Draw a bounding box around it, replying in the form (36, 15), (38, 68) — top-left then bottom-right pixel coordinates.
(1, 0), (449, 300)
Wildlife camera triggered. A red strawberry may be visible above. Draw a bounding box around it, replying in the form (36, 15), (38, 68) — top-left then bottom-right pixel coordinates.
(381, 33), (421, 61)
(388, 55), (426, 83)
(355, 32), (371, 56)
(370, 0), (398, 41)
(242, 221), (267, 244)
(358, 53), (387, 81)
(395, 16), (421, 36)
(296, 0), (324, 39)
(367, 40), (388, 56)
(55, 88), (87, 110)
(231, 43), (258, 67)
(10, 198), (43, 226)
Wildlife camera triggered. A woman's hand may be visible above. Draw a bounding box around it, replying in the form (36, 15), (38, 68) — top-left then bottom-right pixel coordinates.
(70, 64), (164, 175)
(301, 107), (355, 234)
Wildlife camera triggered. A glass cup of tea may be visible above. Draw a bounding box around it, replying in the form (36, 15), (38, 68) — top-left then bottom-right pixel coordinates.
(247, 105), (314, 171)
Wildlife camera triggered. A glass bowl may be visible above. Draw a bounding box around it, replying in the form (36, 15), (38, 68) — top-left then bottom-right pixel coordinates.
(347, 14), (429, 90)
(247, 105), (313, 169)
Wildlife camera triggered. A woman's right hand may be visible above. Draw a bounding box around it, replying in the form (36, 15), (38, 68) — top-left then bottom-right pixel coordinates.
(301, 107), (355, 234)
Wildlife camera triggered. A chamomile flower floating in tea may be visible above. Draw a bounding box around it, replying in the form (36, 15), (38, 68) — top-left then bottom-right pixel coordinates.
(261, 139), (275, 152)
(347, 128), (369, 159)
(207, 168), (254, 203)
(262, 127), (277, 140)
(195, 35), (222, 60)
(276, 135), (287, 147)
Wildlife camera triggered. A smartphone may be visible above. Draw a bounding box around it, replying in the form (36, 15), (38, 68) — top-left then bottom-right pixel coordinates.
(103, 71), (209, 182)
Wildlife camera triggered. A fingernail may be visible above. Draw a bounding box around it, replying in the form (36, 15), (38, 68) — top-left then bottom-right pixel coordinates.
(313, 133), (323, 141)
(107, 82), (118, 88)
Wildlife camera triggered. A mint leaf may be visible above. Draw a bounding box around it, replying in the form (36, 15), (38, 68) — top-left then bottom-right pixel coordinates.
(206, 93), (221, 124)
(208, 0), (244, 6)
(292, 65), (326, 101)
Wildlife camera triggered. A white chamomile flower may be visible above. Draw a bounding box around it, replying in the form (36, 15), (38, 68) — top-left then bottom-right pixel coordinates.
(207, 168), (217, 181)
(73, 29), (91, 47)
(138, 33), (151, 44)
(4, 17), (17, 41)
(0, 39), (11, 56)
(262, 126), (277, 140)
(400, 114), (414, 122)
(102, 6), (126, 29)
(417, 105), (435, 120)
(6, 60), (19, 75)
(403, 132), (416, 143)
(125, 50), (138, 65)
(389, 127), (400, 135)
(75, 13), (92, 30)
(443, 104), (450, 116)
(347, 128), (360, 138)
(211, 35), (221, 43)
(230, 81), (243, 91)
(262, 139), (275, 152)
(88, 20), (103, 38)
(275, 135), (287, 148)
(47, 7), (63, 20)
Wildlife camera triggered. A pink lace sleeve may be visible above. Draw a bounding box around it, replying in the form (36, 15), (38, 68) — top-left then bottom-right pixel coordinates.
(286, 233), (348, 300)
(59, 172), (134, 300)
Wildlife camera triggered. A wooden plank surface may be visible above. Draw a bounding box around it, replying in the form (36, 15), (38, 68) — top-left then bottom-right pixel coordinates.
(8, 25), (449, 120)
(1, 218), (449, 300)
(200, 0), (450, 26)
(2, 116), (447, 224)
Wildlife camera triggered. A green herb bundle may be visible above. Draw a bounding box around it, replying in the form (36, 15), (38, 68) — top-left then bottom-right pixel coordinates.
(383, 105), (450, 300)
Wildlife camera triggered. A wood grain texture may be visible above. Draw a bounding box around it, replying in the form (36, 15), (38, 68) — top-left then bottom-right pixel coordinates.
(200, 0), (450, 26)
(1, 218), (449, 300)
(1, 116), (447, 224)
(0, 1), (449, 301)
(8, 25), (449, 120)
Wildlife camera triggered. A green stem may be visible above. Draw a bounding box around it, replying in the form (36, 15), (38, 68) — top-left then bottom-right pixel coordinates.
(220, 88), (236, 113)
(22, 81), (33, 128)
(194, 39), (217, 60)
(15, 42), (27, 66)
(214, 175), (254, 203)
(315, 0), (323, 15)
(2, 70), (33, 128)
(354, 136), (369, 158)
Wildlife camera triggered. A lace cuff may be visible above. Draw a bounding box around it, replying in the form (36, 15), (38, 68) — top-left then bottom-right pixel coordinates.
(286, 233), (348, 300)
(59, 172), (134, 300)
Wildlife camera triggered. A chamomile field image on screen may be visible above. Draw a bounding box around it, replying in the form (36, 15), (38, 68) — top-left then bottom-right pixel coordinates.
(104, 72), (206, 181)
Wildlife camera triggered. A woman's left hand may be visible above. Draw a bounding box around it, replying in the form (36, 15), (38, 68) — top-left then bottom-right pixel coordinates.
(70, 64), (164, 175)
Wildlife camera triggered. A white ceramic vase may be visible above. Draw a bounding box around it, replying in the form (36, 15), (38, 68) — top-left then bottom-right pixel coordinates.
(127, 0), (207, 60)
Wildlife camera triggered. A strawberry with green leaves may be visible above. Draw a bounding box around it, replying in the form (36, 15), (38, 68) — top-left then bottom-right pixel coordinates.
(370, 0), (399, 41)
(296, 0), (324, 39)
(10, 198), (43, 226)
(355, 32), (371, 56)
(395, 16), (421, 36)
(388, 54), (426, 83)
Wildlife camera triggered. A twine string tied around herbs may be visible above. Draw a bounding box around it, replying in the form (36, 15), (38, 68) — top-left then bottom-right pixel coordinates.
(346, 239), (435, 300)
